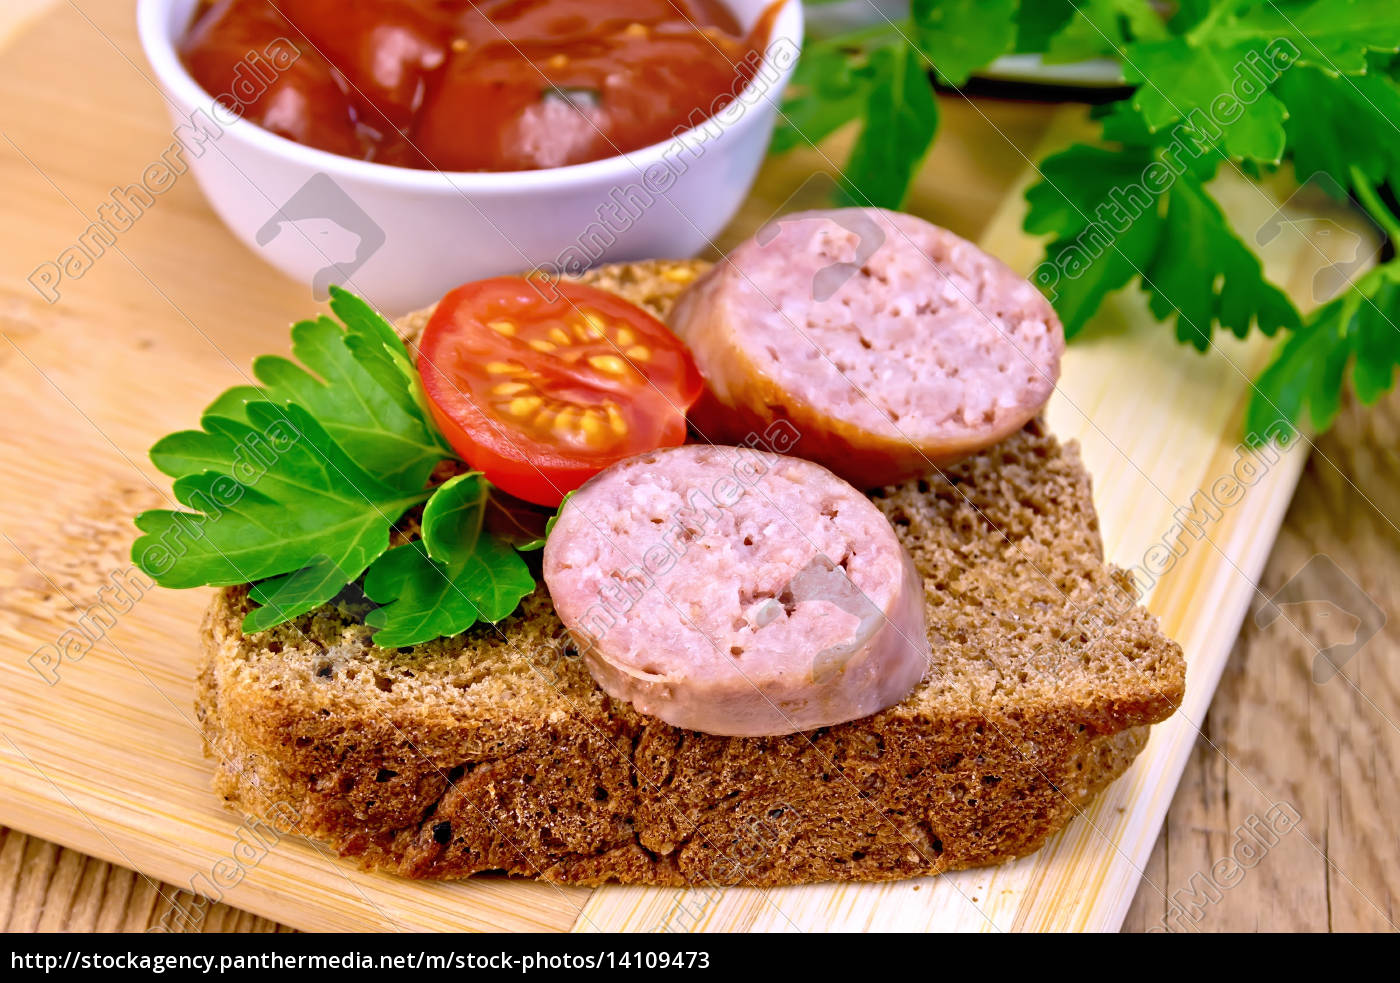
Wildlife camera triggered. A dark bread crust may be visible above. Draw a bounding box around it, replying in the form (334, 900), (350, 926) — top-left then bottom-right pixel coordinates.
(195, 260), (1184, 886)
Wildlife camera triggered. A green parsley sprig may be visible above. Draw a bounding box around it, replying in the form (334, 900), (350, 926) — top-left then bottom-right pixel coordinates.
(777, 0), (1400, 440)
(132, 288), (537, 647)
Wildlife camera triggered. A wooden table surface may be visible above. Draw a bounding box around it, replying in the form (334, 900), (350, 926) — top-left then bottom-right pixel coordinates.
(2, 2), (1395, 934)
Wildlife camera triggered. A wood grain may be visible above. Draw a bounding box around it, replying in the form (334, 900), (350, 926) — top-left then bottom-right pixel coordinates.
(0, 829), (290, 933)
(0, 1), (1393, 933)
(0, 0), (281, 940)
(1121, 387), (1400, 933)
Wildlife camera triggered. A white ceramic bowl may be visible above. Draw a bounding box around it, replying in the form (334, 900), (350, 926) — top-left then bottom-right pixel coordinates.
(136, 0), (803, 313)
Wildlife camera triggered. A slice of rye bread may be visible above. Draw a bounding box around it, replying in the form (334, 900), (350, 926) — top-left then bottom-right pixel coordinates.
(196, 259), (1185, 887)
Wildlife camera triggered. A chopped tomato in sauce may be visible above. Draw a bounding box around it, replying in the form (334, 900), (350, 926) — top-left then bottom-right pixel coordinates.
(179, 0), (781, 171)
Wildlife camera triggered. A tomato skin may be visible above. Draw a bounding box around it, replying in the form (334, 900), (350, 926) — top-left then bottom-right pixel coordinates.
(416, 276), (702, 506)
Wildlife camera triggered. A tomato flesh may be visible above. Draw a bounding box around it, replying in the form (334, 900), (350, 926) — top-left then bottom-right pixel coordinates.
(417, 276), (703, 505)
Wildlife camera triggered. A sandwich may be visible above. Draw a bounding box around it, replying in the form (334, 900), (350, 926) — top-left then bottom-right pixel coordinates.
(140, 209), (1184, 886)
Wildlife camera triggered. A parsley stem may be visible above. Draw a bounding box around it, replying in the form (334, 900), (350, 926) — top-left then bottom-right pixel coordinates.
(1349, 165), (1400, 248)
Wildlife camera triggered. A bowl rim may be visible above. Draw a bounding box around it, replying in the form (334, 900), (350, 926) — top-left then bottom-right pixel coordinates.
(135, 0), (804, 191)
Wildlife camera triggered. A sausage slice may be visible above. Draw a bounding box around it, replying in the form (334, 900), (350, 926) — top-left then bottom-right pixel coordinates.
(668, 208), (1064, 488)
(542, 445), (929, 736)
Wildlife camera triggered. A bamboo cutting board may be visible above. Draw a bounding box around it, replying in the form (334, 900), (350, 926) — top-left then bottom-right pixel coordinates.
(0, 2), (1371, 932)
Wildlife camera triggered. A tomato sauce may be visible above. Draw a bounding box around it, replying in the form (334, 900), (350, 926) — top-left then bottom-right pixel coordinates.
(179, 0), (779, 172)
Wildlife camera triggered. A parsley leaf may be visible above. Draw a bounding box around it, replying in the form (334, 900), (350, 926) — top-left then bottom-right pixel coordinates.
(1277, 64), (1400, 191)
(134, 401), (428, 596)
(1213, 0), (1400, 75)
(363, 473), (535, 647)
(134, 289), (541, 644)
(772, 19), (949, 208)
(1024, 143), (1164, 336)
(911, 0), (1019, 86)
(840, 42), (940, 208)
(1143, 177), (1299, 348)
(1025, 140), (1298, 345)
(1043, 0), (1165, 64)
(1125, 37), (1290, 164)
(1248, 264), (1400, 439)
(1015, 0), (1077, 54)
(226, 288), (451, 492)
(245, 554), (359, 634)
(771, 41), (877, 155)
(421, 471), (489, 562)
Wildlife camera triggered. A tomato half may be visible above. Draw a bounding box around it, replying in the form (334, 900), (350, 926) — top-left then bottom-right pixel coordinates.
(417, 276), (704, 506)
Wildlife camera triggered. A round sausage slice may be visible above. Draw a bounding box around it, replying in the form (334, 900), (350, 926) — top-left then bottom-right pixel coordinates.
(542, 445), (929, 736)
(668, 207), (1064, 489)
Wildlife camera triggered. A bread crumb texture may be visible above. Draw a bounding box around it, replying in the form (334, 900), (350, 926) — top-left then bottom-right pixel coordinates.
(197, 259), (1183, 886)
